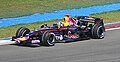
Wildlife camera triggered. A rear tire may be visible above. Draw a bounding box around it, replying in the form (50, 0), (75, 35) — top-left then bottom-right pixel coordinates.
(41, 32), (55, 46)
(91, 24), (105, 39)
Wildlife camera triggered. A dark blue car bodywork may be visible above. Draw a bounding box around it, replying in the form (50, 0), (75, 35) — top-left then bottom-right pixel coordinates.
(12, 16), (105, 46)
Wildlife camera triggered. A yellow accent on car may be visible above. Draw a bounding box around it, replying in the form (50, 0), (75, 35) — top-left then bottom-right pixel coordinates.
(20, 37), (26, 41)
(63, 16), (70, 26)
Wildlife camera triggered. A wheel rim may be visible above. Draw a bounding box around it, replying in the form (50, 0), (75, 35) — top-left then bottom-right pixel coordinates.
(97, 26), (105, 38)
(47, 34), (55, 45)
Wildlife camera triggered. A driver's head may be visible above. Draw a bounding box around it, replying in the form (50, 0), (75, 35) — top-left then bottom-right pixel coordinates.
(64, 14), (70, 22)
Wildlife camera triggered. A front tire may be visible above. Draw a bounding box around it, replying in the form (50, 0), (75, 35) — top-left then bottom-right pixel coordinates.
(16, 27), (30, 45)
(16, 27), (30, 37)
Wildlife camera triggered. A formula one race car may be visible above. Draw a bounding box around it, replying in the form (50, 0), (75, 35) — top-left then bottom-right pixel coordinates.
(12, 16), (105, 46)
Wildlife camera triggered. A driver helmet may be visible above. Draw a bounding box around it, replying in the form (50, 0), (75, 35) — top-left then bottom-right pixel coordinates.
(64, 14), (70, 22)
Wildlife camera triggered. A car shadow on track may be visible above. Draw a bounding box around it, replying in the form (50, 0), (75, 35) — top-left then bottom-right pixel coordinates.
(10, 44), (41, 48)
(10, 38), (91, 48)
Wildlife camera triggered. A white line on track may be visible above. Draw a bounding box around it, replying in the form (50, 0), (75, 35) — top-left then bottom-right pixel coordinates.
(0, 40), (15, 45)
(106, 27), (120, 31)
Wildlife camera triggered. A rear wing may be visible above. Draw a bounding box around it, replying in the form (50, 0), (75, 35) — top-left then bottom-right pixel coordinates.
(77, 16), (104, 25)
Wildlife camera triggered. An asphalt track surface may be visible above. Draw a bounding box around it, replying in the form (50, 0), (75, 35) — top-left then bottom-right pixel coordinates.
(0, 29), (120, 62)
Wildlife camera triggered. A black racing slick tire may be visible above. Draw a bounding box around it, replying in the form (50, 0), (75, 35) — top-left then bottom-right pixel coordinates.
(15, 27), (30, 45)
(91, 24), (105, 39)
(41, 32), (55, 46)
(16, 27), (30, 37)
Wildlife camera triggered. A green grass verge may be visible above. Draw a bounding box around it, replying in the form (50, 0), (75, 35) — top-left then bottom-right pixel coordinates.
(0, 0), (120, 18)
(0, 10), (120, 38)
(90, 10), (120, 23)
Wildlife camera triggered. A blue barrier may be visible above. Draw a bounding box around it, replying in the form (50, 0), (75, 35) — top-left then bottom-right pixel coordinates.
(0, 3), (120, 27)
